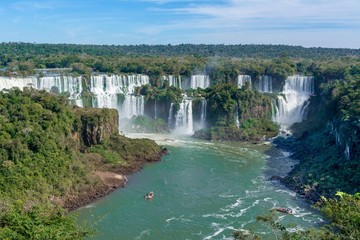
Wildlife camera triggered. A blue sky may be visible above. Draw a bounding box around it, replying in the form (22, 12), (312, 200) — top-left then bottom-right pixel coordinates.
(0, 0), (359, 48)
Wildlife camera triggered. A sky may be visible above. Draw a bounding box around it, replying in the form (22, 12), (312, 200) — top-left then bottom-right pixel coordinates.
(0, 0), (359, 48)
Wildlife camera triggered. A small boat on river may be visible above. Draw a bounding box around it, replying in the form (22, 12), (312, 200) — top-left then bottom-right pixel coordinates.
(144, 191), (154, 200)
(274, 207), (293, 214)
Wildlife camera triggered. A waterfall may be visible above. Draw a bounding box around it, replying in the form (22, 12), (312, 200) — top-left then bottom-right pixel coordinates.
(234, 103), (240, 128)
(329, 123), (351, 160)
(0, 76), (37, 90)
(200, 99), (207, 128)
(174, 99), (194, 135)
(154, 99), (157, 119)
(122, 95), (145, 119)
(190, 75), (210, 89)
(237, 75), (251, 89)
(38, 76), (83, 107)
(273, 75), (314, 131)
(0, 76), (83, 107)
(168, 103), (174, 128)
(258, 75), (272, 93)
(90, 74), (149, 119)
(90, 74), (149, 101)
(234, 102), (240, 128)
(162, 75), (182, 89)
(345, 143), (350, 160)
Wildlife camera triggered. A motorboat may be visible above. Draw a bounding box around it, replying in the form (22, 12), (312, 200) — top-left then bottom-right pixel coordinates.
(274, 207), (293, 214)
(144, 191), (154, 200)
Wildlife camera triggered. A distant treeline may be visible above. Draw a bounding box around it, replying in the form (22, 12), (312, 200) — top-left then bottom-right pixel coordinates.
(1, 42), (360, 59)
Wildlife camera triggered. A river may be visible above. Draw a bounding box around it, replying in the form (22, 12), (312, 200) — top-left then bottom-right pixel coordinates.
(75, 134), (323, 239)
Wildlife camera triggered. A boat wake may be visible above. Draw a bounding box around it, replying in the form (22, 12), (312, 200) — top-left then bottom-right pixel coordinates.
(134, 229), (150, 240)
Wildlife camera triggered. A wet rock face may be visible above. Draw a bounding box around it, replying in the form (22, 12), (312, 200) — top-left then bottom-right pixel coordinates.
(83, 124), (104, 146)
(74, 108), (119, 147)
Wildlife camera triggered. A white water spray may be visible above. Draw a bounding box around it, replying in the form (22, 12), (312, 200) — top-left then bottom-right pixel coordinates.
(0, 76), (83, 106)
(0, 76), (37, 90)
(122, 95), (145, 119)
(38, 76), (83, 106)
(273, 75), (314, 131)
(90, 74), (149, 119)
(162, 75), (182, 89)
(190, 75), (210, 89)
(237, 75), (251, 89)
(174, 98), (194, 135)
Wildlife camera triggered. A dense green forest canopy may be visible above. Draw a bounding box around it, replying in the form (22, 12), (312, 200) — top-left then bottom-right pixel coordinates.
(0, 88), (163, 239)
(1, 42), (360, 60)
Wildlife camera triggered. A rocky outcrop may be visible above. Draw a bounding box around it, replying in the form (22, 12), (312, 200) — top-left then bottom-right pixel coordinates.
(62, 108), (169, 211)
(73, 108), (119, 147)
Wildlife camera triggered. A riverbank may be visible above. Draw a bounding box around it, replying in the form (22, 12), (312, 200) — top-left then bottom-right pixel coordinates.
(62, 147), (168, 211)
(271, 135), (336, 202)
(261, 142), (320, 208)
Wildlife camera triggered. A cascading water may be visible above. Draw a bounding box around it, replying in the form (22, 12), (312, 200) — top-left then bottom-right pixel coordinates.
(273, 75), (314, 131)
(234, 102), (240, 128)
(123, 95), (145, 119)
(190, 75), (210, 89)
(0, 76), (37, 90)
(257, 75), (272, 93)
(0, 76), (83, 107)
(162, 75), (182, 89)
(90, 74), (149, 119)
(199, 98), (207, 129)
(154, 99), (157, 119)
(237, 75), (252, 89)
(345, 143), (350, 160)
(168, 103), (174, 128)
(174, 98), (194, 135)
(38, 76), (83, 107)
(329, 123), (351, 160)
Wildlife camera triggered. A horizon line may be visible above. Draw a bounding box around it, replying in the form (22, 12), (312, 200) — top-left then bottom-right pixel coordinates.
(2, 41), (359, 50)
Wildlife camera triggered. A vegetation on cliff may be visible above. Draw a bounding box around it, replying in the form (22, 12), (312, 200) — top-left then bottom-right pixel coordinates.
(0, 88), (163, 239)
(193, 84), (278, 141)
(275, 65), (360, 200)
(233, 192), (360, 240)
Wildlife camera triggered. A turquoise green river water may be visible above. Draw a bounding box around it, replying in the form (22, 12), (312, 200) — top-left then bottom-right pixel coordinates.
(75, 134), (323, 239)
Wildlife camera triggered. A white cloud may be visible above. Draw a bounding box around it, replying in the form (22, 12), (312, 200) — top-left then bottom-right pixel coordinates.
(133, 0), (360, 47)
(11, 1), (60, 11)
(165, 0), (360, 21)
(142, 0), (360, 38)
(3, 0), (360, 47)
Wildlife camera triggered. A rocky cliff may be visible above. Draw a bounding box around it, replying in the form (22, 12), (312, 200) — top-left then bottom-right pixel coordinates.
(73, 108), (119, 147)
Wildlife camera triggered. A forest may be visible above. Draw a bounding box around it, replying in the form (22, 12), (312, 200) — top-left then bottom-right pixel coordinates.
(0, 88), (165, 239)
(1, 42), (360, 59)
